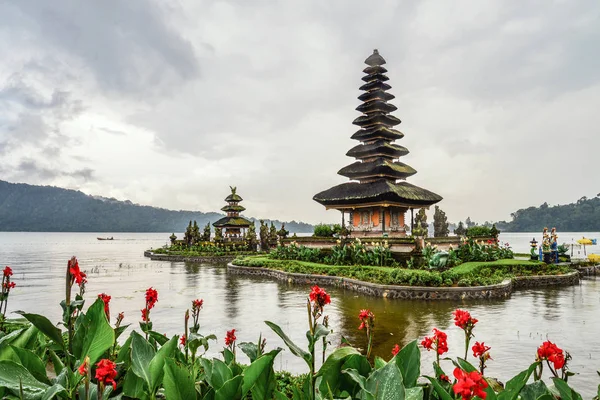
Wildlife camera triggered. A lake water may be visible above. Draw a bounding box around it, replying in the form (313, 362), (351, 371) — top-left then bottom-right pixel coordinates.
(0, 232), (598, 396)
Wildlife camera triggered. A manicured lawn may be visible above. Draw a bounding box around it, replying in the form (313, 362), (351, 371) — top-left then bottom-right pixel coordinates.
(452, 259), (544, 274)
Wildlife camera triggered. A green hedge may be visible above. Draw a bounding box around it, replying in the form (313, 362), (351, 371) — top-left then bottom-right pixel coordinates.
(232, 256), (574, 287)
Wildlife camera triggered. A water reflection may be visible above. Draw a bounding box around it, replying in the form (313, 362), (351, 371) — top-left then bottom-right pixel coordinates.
(0, 232), (598, 397)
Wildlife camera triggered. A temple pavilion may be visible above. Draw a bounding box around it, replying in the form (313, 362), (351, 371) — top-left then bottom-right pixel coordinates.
(313, 49), (442, 237)
(213, 186), (253, 239)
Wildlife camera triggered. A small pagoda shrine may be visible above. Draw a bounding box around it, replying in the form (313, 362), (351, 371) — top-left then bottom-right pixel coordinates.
(313, 49), (442, 237)
(213, 186), (253, 240)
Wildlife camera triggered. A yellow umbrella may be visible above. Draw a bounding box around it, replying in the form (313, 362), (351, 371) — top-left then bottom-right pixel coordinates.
(577, 238), (593, 245)
(589, 254), (600, 263)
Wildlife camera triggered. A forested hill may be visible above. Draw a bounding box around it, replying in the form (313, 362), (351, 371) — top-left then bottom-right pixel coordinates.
(497, 195), (600, 232)
(0, 180), (314, 233)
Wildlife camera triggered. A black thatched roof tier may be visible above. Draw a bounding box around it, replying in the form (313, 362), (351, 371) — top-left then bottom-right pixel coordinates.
(365, 49), (386, 66)
(346, 141), (409, 159)
(213, 216), (252, 228)
(363, 65), (387, 75)
(352, 114), (401, 128)
(359, 80), (391, 92)
(338, 158), (416, 180)
(313, 179), (442, 207)
(361, 73), (389, 83)
(221, 204), (246, 212)
(358, 90), (395, 103)
(356, 101), (397, 114)
(351, 126), (404, 141)
(225, 193), (243, 202)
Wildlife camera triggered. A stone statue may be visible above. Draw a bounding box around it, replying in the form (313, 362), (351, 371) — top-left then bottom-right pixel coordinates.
(428, 251), (449, 269)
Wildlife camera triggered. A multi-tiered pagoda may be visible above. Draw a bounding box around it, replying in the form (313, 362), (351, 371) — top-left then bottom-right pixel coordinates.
(213, 186), (253, 239)
(313, 49), (442, 237)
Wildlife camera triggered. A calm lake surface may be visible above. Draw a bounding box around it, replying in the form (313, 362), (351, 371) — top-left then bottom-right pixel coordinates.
(0, 232), (598, 395)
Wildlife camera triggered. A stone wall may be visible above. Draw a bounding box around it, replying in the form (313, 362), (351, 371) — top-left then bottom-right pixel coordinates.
(575, 264), (600, 276)
(144, 251), (235, 264)
(227, 263), (585, 300)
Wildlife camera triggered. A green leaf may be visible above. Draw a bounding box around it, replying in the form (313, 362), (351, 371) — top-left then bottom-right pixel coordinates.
(265, 321), (311, 367)
(163, 358), (196, 400)
(365, 360), (405, 400)
(0, 360), (49, 400)
(313, 323), (330, 342)
(215, 375), (243, 400)
(148, 330), (169, 346)
(14, 312), (64, 350)
(343, 368), (371, 399)
(130, 331), (156, 389)
(374, 356), (387, 369)
(425, 376), (453, 400)
(393, 340), (421, 388)
(0, 325), (39, 360)
(406, 387), (423, 400)
(9, 346), (50, 385)
(148, 335), (178, 393)
(210, 359), (233, 390)
(75, 298), (115, 365)
(238, 342), (258, 363)
(116, 335), (132, 365)
(114, 324), (131, 341)
(339, 354), (372, 397)
(41, 383), (66, 400)
(242, 349), (281, 400)
(552, 378), (583, 400)
(123, 369), (150, 400)
(519, 380), (552, 400)
(317, 346), (361, 395)
(222, 348), (235, 365)
(48, 350), (64, 376)
(497, 362), (538, 400)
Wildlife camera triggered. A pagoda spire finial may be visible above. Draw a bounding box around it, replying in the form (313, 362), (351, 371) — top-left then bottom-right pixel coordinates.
(365, 49), (386, 66)
(230, 186), (237, 195)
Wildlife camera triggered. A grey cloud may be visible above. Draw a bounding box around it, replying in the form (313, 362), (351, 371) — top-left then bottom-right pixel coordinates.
(9, 160), (95, 182)
(1, 0), (200, 95)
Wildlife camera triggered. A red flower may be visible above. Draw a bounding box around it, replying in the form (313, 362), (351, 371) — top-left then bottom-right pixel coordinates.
(440, 374), (450, 383)
(141, 308), (149, 322)
(472, 342), (491, 358)
(95, 359), (118, 390)
(225, 329), (236, 346)
(192, 299), (204, 310)
(68, 257), (87, 286)
(391, 344), (400, 356)
(180, 335), (186, 346)
(145, 287), (158, 309)
(3, 266), (12, 277)
(453, 309), (478, 330)
(309, 285), (331, 309)
(421, 328), (448, 355)
(452, 367), (488, 400)
(537, 341), (565, 370)
(78, 358), (89, 376)
(98, 293), (111, 319)
(3, 281), (16, 290)
(358, 309), (374, 330)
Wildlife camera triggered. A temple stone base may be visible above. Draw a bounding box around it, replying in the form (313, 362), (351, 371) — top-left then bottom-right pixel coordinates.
(349, 229), (407, 238)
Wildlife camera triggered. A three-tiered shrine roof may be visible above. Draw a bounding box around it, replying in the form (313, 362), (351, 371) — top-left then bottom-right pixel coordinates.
(213, 186), (252, 229)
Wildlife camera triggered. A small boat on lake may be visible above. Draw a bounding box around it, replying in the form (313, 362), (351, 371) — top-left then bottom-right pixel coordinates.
(97, 237), (114, 241)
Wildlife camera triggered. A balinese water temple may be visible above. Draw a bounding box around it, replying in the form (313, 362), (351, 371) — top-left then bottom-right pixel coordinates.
(213, 186), (252, 239)
(313, 49), (442, 237)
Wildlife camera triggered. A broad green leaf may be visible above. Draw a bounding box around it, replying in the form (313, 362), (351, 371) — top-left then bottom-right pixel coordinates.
(76, 298), (115, 365)
(313, 323), (330, 342)
(130, 331), (156, 389)
(123, 369), (149, 399)
(0, 360), (49, 400)
(222, 348), (235, 365)
(374, 356), (387, 369)
(497, 362), (538, 400)
(148, 330), (169, 346)
(148, 335), (178, 392)
(519, 380), (552, 400)
(9, 346), (50, 385)
(114, 324), (131, 341)
(343, 368), (370, 397)
(425, 376), (453, 400)
(0, 325), (39, 360)
(163, 358), (196, 400)
(238, 342), (259, 363)
(552, 378), (583, 400)
(0, 328), (24, 350)
(211, 359), (233, 390)
(265, 321), (311, 367)
(393, 340), (421, 388)
(48, 350), (64, 376)
(406, 387), (423, 400)
(215, 375), (243, 400)
(116, 335), (132, 364)
(340, 354), (372, 396)
(41, 383), (66, 400)
(365, 360), (405, 400)
(15, 312), (64, 350)
(317, 346), (361, 395)
(242, 349), (281, 400)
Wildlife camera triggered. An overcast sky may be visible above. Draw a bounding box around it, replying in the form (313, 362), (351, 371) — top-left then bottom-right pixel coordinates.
(0, 0), (598, 225)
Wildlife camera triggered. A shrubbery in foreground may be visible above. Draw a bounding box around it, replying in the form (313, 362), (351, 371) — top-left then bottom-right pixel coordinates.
(0, 258), (598, 399)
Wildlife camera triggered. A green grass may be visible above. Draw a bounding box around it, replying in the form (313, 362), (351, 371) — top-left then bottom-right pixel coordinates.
(232, 255), (574, 287)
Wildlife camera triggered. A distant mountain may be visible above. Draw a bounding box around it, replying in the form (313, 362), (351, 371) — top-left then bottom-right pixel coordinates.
(495, 195), (600, 232)
(0, 180), (314, 233)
